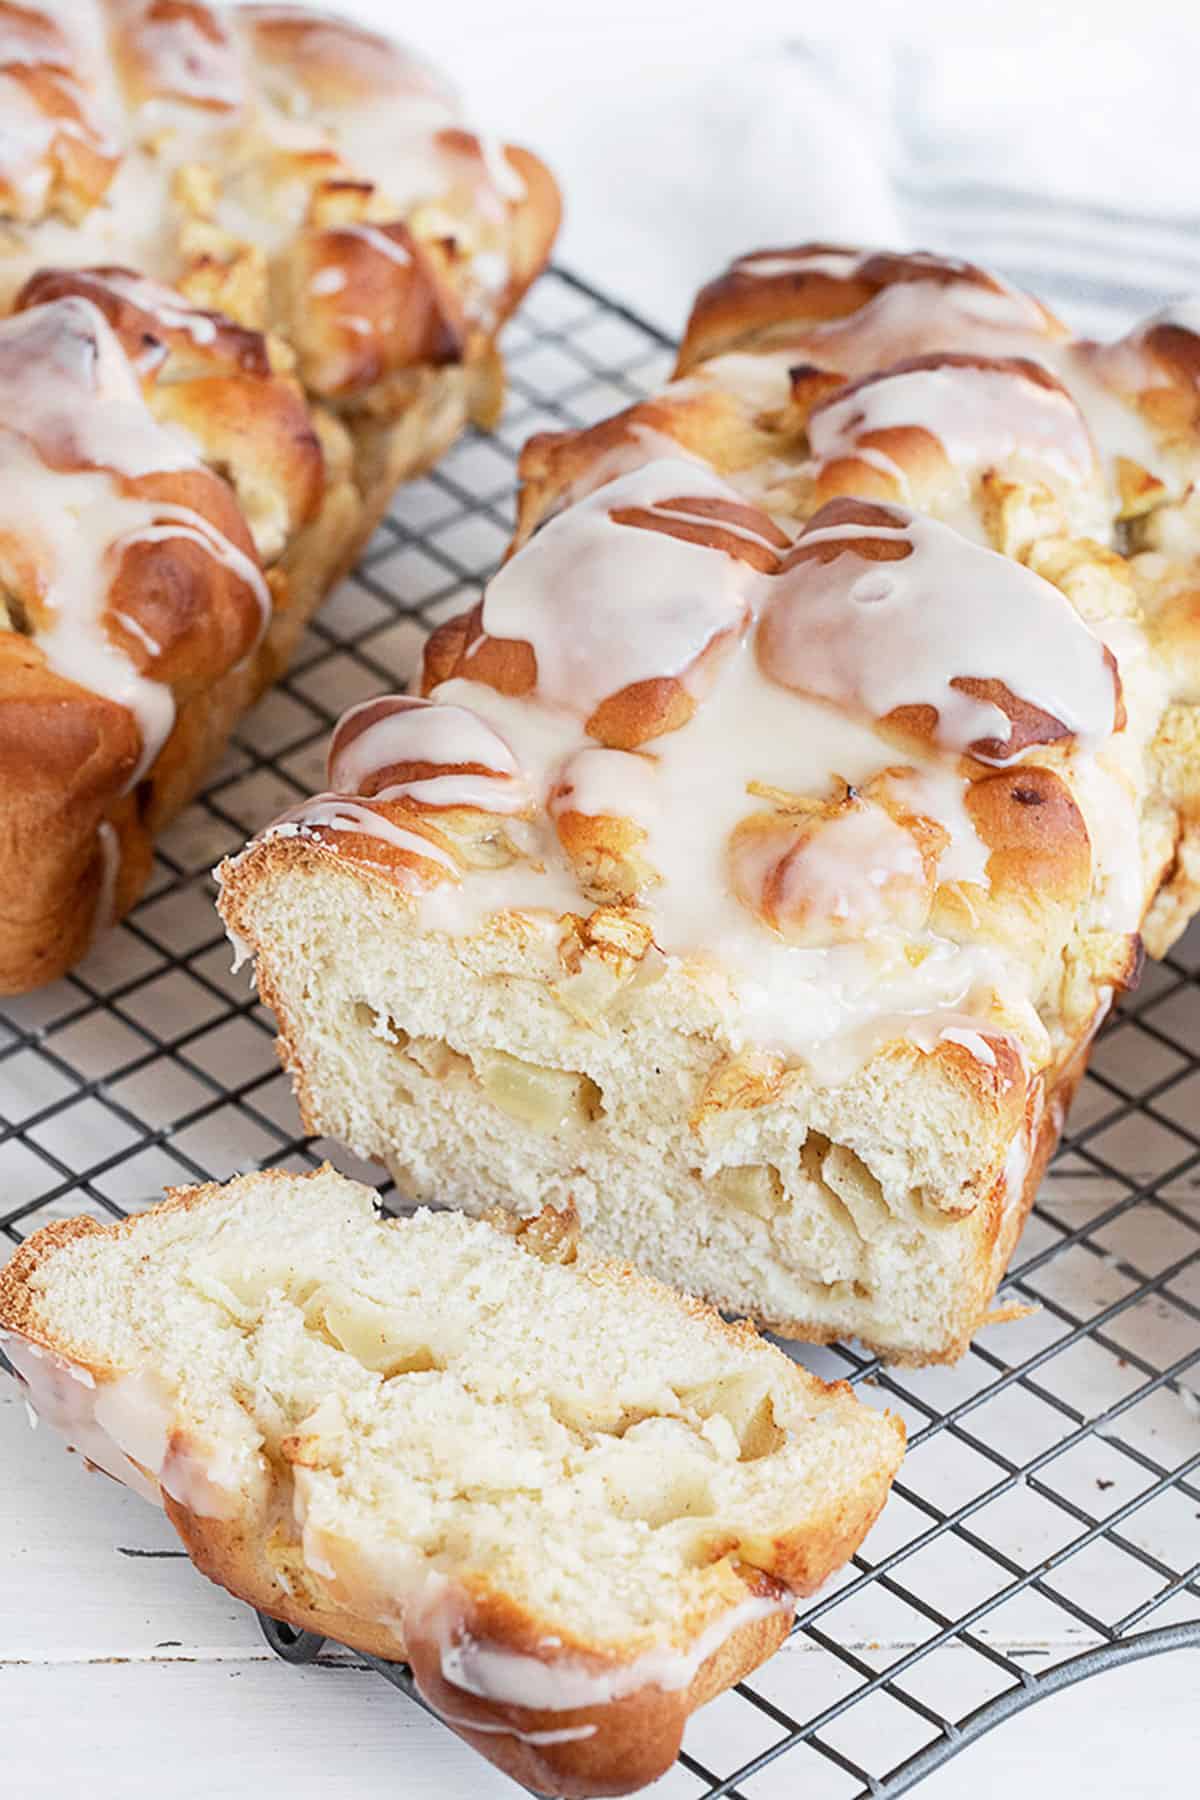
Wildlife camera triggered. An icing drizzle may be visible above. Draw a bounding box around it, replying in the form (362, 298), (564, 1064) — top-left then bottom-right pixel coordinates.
(476, 461), (778, 715)
(759, 504), (1120, 763)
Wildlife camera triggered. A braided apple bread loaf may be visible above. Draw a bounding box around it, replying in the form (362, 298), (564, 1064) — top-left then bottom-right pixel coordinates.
(219, 247), (1200, 1364)
(0, 1166), (903, 1798)
(0, 2), (559, 991)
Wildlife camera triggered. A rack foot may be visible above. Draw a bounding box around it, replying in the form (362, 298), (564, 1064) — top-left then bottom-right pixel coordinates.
(259, 1612), (326, 1664)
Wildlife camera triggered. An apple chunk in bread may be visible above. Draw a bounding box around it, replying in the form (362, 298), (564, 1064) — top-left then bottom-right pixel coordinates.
(729, 776), (948, 946)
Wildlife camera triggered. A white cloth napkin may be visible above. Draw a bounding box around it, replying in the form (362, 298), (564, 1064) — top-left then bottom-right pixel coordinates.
(550, 31), (1200, 339)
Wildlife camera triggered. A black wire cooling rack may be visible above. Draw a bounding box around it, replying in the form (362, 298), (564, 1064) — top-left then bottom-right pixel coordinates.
(2, 266), (1198, 1799)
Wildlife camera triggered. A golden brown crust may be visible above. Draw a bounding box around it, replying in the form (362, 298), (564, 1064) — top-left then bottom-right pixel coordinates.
(930, 765), (1094, 962)
(276, 222), (468, 400)
(679, 242), (884, 367)
(512, 386), (774, 548)
(16, 267), (327, 557)
(0, 637), (143, 989)
(677, 246), (1069, 372)
(1078, 314), (1200, 452)
(156, 1502), (831, 1799)
(237, 5), (456, 112)
(551, 795), (659, 902)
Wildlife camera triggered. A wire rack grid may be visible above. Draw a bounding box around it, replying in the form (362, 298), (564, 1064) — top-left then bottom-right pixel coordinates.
(1, 266), (1198, 1800)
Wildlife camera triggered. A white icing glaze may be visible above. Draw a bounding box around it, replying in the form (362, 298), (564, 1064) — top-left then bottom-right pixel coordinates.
(0, 8), (71, 72)
(262, 797), (460, 874)
(6, 1316), (785, 1738)
(1061, 750), (1145, 933)
(373, 772), (522, 812)
(550, 746), (659, 825)
(0, 71), (69, 214)
(1044, 343), (1172, 489)
(309, 265), (348, 296)
(476, 461), (770, 714)
(873, 767), (990, 886)
(0, 152), (163, 308)
(756, 288), (1186, 497)
(0, 2), (524, 352)
(336, 223), (412, 267)
(689, 352), (796, 415)
(4, 1329), (254, 1521)
(0, 295), (197, 477)
(808, 362), (1095, 486)
(257, 54), (517, 250)
(733, 249), (863, 280)
(1000, 1107), (1035, 1230)
(331, 696), (519, 782)
(760, 510), (1118, 762)
(2, 1332), (164, 1503)
(286, 1474), (793, 1733)
(434, 1591), (793, 1712)
(301, 95), (462, 215)
(246, 380), (1143, 1073)
(474, 134), (525, 204)
(470, 249), (508, 296)
(718, 260), (1190, 507)
(328, 696), (530, 814)
(904, 1008), (1021, 1080)
(430, 1706), (597, 1747)
(238, 5), (427, 76)
(76, 268), (222, 351)
(111, 607), (163, 657)
(766, 275), (1052, 378)
(839, 441), (908, 488)
(234, 210), (1169, 1085)
(10, 453), (178, 783)
(0, 19), (118, 218)
(118, 506), (270, 627)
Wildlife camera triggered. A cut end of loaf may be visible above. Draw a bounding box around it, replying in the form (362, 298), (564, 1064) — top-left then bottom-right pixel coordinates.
(0, 1165), (902, 1797)
(217, 840), (1049, 1364)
